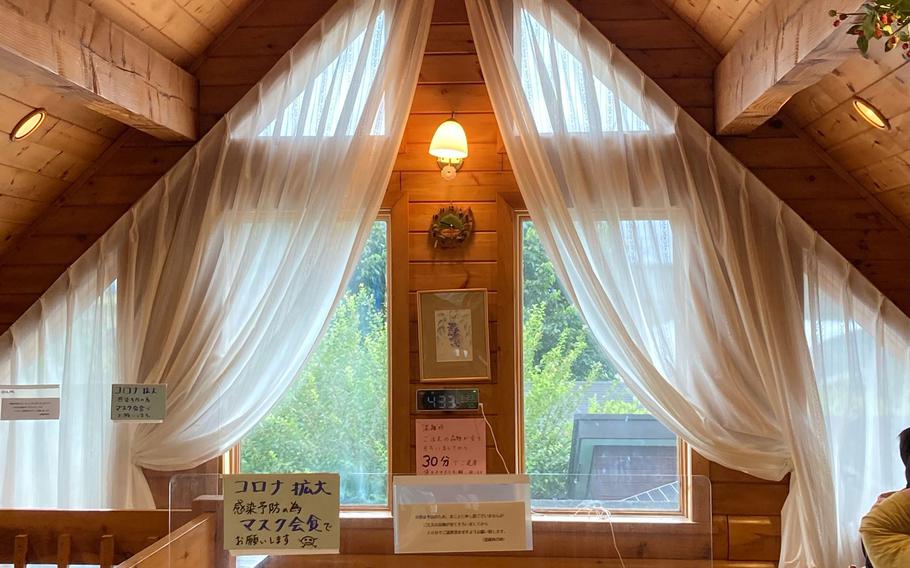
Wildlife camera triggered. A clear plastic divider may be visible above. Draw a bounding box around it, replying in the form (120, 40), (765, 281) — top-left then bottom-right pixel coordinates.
(165, 471), (711, 565)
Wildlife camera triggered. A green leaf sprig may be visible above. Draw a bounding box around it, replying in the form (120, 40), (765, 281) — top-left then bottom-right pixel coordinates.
(830, 1), (910, 56)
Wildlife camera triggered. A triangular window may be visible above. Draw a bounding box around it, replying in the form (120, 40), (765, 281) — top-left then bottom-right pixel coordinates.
(259, 11), (387, 138)
(518, 9), (649, 134)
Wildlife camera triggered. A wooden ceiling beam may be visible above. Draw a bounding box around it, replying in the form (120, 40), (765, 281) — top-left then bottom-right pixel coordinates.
(0, 0), (197, 141)
(715, 0), (864, 136)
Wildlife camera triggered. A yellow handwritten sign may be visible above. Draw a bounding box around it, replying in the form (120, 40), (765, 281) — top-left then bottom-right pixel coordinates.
(223, 473), (340, 555)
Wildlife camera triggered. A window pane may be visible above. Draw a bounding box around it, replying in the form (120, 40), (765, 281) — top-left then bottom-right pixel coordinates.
(240, 220), (389, 506)
(521, 220), (678, 511)
(518, 9), (649, 134)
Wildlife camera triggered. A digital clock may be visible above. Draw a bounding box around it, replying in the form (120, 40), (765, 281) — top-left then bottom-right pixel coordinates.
(416, 388), (479, 411)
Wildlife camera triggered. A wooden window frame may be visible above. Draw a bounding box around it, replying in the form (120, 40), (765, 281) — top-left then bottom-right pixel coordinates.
(511, 206), (703, 522)
(227, 212), (394, 512)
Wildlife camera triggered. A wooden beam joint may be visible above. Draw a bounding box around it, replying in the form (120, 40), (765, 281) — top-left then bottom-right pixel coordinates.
(715, 0), (865, 135)
(0, 0), (197, 141)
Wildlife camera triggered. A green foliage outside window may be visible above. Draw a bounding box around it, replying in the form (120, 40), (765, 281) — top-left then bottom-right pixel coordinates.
(241, 222), (390, 505)
(520, 221), (646, 499)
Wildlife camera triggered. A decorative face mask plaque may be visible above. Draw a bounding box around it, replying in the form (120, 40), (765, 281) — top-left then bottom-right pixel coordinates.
(429, 205), (474, 249)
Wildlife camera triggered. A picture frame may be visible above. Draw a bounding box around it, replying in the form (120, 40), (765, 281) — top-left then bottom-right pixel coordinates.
(417, 289), (491, 382)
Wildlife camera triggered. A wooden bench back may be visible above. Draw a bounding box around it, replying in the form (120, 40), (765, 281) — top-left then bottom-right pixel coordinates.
(0, 509), (170, 567)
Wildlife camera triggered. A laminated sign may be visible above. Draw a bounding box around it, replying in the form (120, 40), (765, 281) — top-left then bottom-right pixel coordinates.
(224, 473), (340, 555)
(0, 385), (60, 421)
(394, 474), (533, 554)
(111, 384), (166, 422)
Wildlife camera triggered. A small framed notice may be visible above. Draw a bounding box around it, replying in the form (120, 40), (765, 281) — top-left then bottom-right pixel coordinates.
(416, 418), (486, 475)
(111, 384), (166, 422)
(224, 473), (340, 556)
(0, 385), (60, 421)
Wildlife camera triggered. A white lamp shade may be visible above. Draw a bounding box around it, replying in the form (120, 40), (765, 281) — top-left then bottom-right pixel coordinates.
(429, 119), (468, 159)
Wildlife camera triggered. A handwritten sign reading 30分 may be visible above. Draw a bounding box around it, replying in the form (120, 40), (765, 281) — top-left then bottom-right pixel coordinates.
(224, 473), (340, 555)
(416, 418), (486, 475)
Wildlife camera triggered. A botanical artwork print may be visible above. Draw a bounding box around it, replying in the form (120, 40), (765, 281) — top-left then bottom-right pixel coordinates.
(434, 309), (473, 363)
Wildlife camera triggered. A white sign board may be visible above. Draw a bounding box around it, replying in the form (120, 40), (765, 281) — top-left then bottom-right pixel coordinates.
(224, 473), (340, 555)
(394, 474), (532, 554)
(1, 397), (60, 420)
(416, 418), (486, 475)
(0, 385), (61, 421)
(111, 384), (166, 422)
(397, 500), (529, 553)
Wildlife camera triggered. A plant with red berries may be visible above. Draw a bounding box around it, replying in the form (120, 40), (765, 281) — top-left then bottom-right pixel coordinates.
(830, 1), (910, 58)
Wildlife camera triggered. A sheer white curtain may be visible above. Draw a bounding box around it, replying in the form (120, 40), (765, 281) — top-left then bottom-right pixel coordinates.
(466, 0), (910, 565)
(0, 0), (432, 509)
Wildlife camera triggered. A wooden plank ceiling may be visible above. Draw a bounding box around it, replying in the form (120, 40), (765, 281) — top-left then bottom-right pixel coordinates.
(0, 0), (907, 335)
(663, 0), (910, 236)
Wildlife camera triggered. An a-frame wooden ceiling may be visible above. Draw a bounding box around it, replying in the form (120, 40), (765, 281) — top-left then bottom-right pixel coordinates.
(0, 0), (907, 334)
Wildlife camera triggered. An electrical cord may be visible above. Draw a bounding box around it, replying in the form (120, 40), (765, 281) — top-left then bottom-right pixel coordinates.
(478, 402), (509, 474)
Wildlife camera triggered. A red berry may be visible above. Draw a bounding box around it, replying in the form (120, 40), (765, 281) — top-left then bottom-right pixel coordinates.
(840, 13), (848, 20)
(834, 20), (841, 27)
(904, 43), (909, 49)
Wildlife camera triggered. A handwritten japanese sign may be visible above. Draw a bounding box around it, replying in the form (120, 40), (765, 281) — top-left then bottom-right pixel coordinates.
(223, 473), (340, 555)
(416, 418), (486, 475)
(397, 501), (530, 553)
(111, 384), (166, 422)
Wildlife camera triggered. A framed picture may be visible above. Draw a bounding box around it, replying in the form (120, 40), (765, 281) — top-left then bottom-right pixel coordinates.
(417, 289), (491, 382)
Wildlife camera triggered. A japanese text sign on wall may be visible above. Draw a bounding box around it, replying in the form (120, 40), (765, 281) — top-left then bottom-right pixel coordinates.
(223, 473), (340, 555)
(111, 384), (166, 422)
(416, 418), (486, 475)
(394, 475), (533, 554)
(0, 385), (60, 421)
(398, 501), (529, 553)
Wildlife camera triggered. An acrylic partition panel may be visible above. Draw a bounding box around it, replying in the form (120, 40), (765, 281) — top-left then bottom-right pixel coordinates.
(393, 473), (712, 563)
(163, 472), (711, 566)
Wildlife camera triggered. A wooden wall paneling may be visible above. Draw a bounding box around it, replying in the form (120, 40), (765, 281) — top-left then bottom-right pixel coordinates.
(786, 50), (908, 128)
(86, 0), (260, 66)
(851, 152), (910, 195)
(390, 189), (411, 475)
(714, 0), (771, 54)
(802, 63), (910, 151)
(727, 516), (782, 561)
(0, 130), (192, 333)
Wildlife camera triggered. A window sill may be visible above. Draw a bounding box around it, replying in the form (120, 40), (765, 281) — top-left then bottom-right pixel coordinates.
(339, 510), (707, 532)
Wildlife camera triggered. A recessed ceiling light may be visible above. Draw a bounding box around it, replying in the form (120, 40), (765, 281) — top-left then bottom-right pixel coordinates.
(852, 97), (890, 130)
(10, 108), (47, 141)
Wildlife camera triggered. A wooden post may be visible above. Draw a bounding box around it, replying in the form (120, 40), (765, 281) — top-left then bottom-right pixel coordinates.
(12, 534), (27, 568)
(99, 534), (114, 568)
(56, 533), (72, 568)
